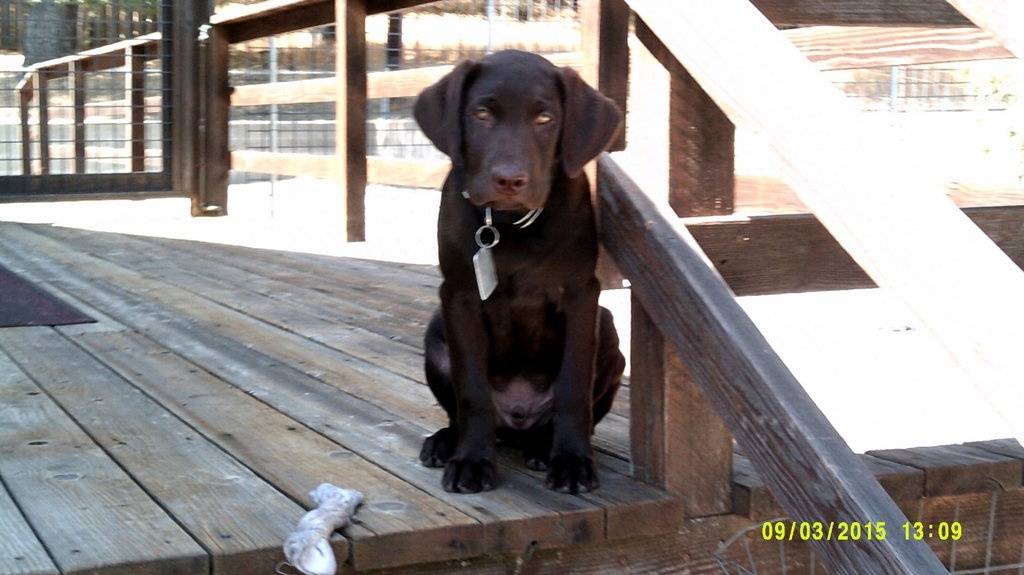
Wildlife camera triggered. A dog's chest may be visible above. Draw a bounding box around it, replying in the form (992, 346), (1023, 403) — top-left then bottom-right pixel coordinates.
(482, 278), (565, 366)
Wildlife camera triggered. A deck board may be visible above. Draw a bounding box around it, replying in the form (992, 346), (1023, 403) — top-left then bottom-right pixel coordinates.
(73, 329), (482, 571)
(0, 479), (58, 575)
(2, 221), (1017, 573)
(33, 224), (635, 459)
(0, 223), (665, 570)
(0, 327), (310, 575)
(0, 348), (208, 575)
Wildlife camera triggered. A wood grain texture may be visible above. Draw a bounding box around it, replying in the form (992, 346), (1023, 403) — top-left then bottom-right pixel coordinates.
(172, 1), (205, 211)
(72, 329), (483, 571)
(19, 83), (31, 176)
(232, 54), (579, 106)
(597, 154), (945, 574)
(732, 452), (926, 520)
(635, 19), (734, 217)
(0, 349), (208, 575)
(201, 24), (230, 215)
(9, 222), (648, 523)
(338, 0), (367, 241)
(627, 0), (1024, 448)
(683, 206), (1024, 296)
(630, 293), (732, 517)
(71, 62), (86, 174)
(579, 0), (629, 152)
(128, 46), (146, 173)
(943, 0), (1024, 61)
(750, 0), (971, 26)
(231, 150), (337, 179)
(965, 438), (1024, 462)
(0, 327), (305, 575)
(785, 26), (1013, 71)
(869, 444), (1024, 496)
(0, 479), (58, 575)
(34, 74), (48, 176)
(0, 224), (645, 561)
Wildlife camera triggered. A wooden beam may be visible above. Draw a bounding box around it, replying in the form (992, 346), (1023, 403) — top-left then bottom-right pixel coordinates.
(128, 46), (146, 173)
(19, 81), (32, 176)
(580, 0), (629, 151)
(231, 76), (336, 106)
(943, 0), (1024, 61)
(684, 205), (1024, 297)
(337, 0), (368, 241)
(35, 72), (49, 176)
(367, 156), (448, 188)
(231, 54), (581, 107)
(71, 62), (86, 174)
(785, 26), (1013, 71)
(218, 0), (336, 44)
(211, 0), (438, 44)
(230, 150), (337, 179)
(627, 0), (1024, 447)
(172, 1), (205, 212)
(201, 25), (231, 216)
(597, 154), (946, 574)
(635, 19), (734, 217)
(630, 294), (732, 517)
(749, 0), (971, 26)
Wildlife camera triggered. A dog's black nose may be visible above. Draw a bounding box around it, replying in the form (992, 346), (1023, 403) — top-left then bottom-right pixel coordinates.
(510, 408), (527, 422)
(492, 168), (528, 196)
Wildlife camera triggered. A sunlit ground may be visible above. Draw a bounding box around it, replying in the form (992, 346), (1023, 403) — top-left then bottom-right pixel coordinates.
(0, 178), (1013, 452)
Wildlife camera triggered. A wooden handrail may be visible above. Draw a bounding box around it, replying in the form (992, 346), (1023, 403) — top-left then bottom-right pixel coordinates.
(230, 53), (581, 107)
(597, 154), (946, 574)
(627, 0), (1024, 445)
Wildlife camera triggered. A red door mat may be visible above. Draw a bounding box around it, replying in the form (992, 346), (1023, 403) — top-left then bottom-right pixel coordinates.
(0, 264), (95, 328)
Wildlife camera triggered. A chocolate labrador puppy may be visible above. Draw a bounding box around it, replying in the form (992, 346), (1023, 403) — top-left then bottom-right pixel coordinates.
(414, 50), (625, 494)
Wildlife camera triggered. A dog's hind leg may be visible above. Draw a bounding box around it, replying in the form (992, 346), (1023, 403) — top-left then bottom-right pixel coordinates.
(420, 310), (459, 467)
(592, 306), (625, 426)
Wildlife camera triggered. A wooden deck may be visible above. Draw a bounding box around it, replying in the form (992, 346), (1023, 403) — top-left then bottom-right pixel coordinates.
(0, 221), (677, 574)
(1, 221), (1023, 574)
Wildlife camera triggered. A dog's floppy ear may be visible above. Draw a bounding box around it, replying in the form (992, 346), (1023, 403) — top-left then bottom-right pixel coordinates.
(558, 67), (623, 178)
(414, 60), (479, 163)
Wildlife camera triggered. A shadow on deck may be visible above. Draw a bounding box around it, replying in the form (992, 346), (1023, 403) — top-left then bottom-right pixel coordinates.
(0, 221), (676, 574)
(1, 222), (1022, 574)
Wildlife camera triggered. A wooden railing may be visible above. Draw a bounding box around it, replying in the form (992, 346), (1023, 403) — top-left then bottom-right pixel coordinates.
(15, 32), (161, 178)
(185, 2), (1024, 571)
(200, 0), (589, 239)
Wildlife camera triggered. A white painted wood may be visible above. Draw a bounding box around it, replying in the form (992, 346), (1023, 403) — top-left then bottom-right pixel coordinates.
(626, 0), (1024, 444)
(944, 0), (1024, 61)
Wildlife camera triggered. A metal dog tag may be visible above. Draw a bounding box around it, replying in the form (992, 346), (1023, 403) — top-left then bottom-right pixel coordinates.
(473, 246), (498, 300)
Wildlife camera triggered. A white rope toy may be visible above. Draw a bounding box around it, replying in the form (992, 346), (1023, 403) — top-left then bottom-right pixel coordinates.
(282, 483), (363, 575)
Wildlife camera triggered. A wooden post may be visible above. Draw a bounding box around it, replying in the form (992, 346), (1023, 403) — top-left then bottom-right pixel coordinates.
(36, 71), (50, 176)
(201, 24), (230, 215)
(172, 0), (209, 214)
(19, 81), (32, 176)
(127, 46), (146, 172)
(71, 62), (86, 174)
(336, 0), (367, 241)
(580, 0), (629, 151)
(630, 293), (733, 517)
(635, 18), (734, 217)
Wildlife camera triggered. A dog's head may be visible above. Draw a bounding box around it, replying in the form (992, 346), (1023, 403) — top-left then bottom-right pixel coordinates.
(414, 50), (622, 212)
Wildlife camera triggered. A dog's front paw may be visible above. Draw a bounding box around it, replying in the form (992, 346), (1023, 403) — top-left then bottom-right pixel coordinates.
(546, 454), (598, 494)
(419, 427), (456, 468)
(442, 457), (498, 493)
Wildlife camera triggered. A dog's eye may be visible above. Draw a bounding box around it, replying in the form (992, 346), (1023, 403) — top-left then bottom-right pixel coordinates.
(473, 108), (492, 122)
(535, 112), (553, 125)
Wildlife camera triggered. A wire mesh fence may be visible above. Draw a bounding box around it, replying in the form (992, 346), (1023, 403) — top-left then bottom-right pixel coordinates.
(0, 0), (171, 195)
(223, 0), (582, 183)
